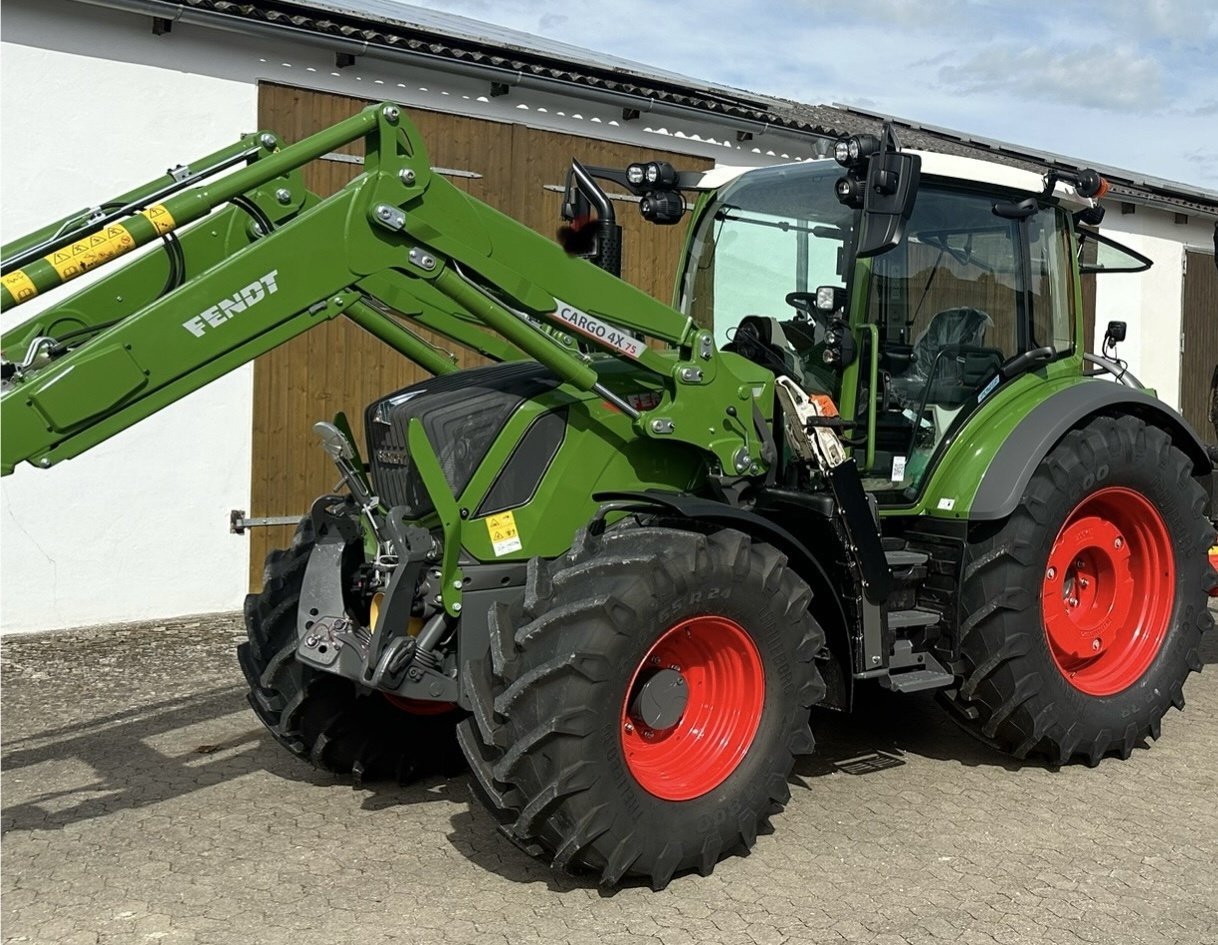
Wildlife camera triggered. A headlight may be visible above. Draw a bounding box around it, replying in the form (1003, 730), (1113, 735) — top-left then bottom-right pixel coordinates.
(626, 163), (646, 186)
(834, 175), (865, 207)
(639, 190), (685, 225)
(833, 134), (881, 168)
(816, 285), (843, 312)
(642, 161), (678, 189)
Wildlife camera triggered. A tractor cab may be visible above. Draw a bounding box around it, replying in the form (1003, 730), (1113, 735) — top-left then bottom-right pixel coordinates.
(676, 144), (1096, 502)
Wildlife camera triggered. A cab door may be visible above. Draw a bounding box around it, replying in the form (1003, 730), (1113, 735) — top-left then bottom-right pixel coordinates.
(853, 185), (1075, 502)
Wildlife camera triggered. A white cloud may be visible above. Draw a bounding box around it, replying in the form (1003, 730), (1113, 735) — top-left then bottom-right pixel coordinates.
(938, 43), (1165, 112)
(407, 1), (1217, 186)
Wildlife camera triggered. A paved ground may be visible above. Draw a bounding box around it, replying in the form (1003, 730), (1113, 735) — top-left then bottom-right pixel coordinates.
(2, 612), (1216, 945)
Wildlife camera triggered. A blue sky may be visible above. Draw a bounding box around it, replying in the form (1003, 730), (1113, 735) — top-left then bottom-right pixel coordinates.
(416, 0), (1218, 189)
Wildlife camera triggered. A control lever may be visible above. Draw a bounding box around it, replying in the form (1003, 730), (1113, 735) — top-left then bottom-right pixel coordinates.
(1000, 346), (1055, 380)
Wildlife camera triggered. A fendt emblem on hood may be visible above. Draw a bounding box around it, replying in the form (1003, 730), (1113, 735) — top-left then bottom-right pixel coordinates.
(182, 270), (280, 337)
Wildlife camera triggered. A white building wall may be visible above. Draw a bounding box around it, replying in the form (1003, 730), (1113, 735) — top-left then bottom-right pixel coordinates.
(1092, 204), (1215, 409)
(0, 0), (812, 636)
(1, 30), (259, 635)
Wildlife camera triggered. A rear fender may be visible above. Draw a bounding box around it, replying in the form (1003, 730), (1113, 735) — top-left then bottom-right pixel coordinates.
(970, 382), (1213, 522)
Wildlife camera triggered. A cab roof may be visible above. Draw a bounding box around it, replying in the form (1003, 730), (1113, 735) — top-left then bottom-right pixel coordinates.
(699, 152), (1093, 208)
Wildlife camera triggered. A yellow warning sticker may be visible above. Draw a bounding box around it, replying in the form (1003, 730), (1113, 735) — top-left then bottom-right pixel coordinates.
(141, 203), (176, 235)
(1, 269), (38, 304)
(485, 510), (522, 557)
(43, 222), (137, 282)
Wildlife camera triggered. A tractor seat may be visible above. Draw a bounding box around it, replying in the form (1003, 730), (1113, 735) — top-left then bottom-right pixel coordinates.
(890, 307), (997, 408)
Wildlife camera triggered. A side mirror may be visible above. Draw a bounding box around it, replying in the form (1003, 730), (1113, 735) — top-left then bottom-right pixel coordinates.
(856, 150), (921, 258)
(1104, 320), (1127, 346)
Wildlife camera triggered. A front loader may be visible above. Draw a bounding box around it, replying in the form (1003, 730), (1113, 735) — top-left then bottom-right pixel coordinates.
(3, 102), (1213, 891)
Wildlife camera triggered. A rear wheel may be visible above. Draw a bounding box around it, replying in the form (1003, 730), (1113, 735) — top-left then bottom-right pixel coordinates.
(944, 416), (1213, 764)
(458, 525), (826, 890)
(238, 519), (463, 781)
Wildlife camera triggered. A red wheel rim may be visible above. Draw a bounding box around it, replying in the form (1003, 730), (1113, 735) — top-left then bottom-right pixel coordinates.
(620, 615), (764, 801)
(1041, 486), (1174, 696)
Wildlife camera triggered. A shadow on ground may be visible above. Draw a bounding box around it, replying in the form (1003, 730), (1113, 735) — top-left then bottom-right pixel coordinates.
(5, 618), (1215, 891)
(0, 686), (322, 834)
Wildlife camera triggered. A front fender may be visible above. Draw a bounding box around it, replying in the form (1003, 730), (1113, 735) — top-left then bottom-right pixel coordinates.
(593, 488), (856, 709)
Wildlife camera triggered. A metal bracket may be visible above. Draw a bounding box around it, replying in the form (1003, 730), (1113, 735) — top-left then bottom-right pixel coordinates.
(372, 204), (406, 232)
(408, 247), (437, 271)
(406, 419), (464, 615)
(229, 510), (303, 534)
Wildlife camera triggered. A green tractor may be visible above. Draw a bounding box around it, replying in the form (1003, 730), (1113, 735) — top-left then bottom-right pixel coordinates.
(3, 103), (1212, 890)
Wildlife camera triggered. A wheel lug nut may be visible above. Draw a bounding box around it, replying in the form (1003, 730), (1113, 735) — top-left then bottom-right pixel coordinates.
(1079, 578), (1089, 589)
(1091, 638), (1101, 651)
(1114, 537), (1123, 549)
(1075, 558), (1085, 569)
(623, 721), (634, 734)
(1046, 567), (1057, 580)
(643, 729), (654, 739)
(1069, 598), (1079, 607)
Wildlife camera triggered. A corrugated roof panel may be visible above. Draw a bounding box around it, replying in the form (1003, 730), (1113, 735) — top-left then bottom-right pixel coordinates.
(147, 1), (1218, 213)
(288, 0), (754, 97)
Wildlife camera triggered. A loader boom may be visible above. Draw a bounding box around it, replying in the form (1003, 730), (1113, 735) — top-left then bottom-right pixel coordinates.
(1, 102), (765, 477)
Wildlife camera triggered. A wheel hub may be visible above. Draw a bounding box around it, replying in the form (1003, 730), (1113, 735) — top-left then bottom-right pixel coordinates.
(1043, 515), (1133, 660)
(629, 667), (688, 731)
(1040, 486), (1174, 696)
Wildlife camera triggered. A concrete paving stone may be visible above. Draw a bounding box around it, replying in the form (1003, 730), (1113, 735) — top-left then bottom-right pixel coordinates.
(4, 612), (1218, 945)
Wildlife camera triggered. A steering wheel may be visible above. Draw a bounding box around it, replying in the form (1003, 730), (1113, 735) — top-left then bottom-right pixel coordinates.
(785, 291), (832, 327)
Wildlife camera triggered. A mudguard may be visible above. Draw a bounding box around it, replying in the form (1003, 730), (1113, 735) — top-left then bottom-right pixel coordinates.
(971, 381), (1213, 521)
(593, 488), (856, 708)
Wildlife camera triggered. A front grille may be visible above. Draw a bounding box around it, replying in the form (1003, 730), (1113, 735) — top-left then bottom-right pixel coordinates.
(365, 362), (558, 518)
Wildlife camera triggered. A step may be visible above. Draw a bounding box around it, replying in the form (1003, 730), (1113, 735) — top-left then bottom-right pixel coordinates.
(883, 666), (956, 693)
(885, 548), (929, 569)
(887, 607), (940, 630)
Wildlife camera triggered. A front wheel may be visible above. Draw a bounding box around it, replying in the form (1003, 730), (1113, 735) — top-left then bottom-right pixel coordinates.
(944, 415), (1214, 764)
(458, 525), (826, 890)
(238, 519), (464, 781)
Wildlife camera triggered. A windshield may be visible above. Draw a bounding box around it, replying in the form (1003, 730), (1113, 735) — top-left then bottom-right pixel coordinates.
(678, 161), (858, 354)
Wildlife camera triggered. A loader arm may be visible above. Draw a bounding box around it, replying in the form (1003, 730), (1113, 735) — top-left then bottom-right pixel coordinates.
(2, 102), (770, 478)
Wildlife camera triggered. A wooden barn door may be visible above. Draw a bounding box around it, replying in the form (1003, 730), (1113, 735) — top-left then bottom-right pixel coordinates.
(249, 83), (711, 585)
(1179, 248), (1218, 447)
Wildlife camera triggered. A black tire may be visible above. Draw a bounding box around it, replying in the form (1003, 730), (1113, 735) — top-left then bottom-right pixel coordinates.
(457, 525), (826, 890)
(942, 416), (1214, 765)
(238, 519), (464, 782)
